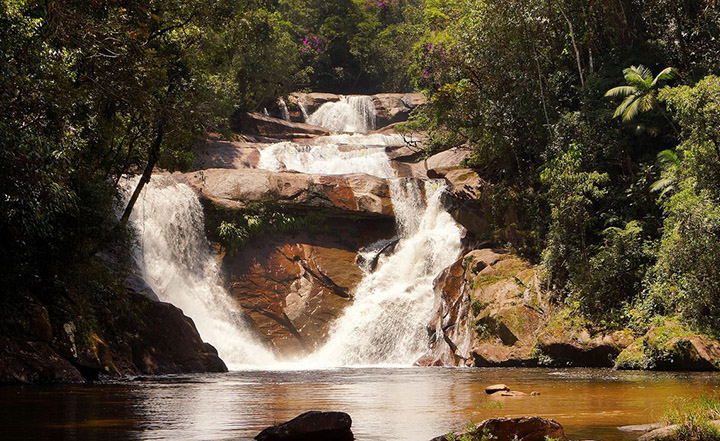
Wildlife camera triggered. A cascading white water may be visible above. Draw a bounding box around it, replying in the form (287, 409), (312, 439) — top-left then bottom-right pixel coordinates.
(278, 98), (290, 121)
(307, 180), (462, 366)
(256, 135), (464, 366)
(307, 96), (377, 133)
(299, 102), (310, 122)
(122, 108), (461, 368)
(119, 176), (276, 369)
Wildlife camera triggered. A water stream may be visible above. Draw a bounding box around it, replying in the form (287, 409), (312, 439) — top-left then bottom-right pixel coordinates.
(307, 95), (377, 133)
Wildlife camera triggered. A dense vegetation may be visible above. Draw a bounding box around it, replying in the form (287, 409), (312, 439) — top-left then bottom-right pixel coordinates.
(409, 0), (720, 335)
(0, 0), (421, 302)
(2, 0), (720, 345)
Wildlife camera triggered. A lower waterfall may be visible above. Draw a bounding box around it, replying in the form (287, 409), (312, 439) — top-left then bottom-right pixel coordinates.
(120, 177), (277, 369)
(258, 137), (463, 366)
(123, 131), (462, 369)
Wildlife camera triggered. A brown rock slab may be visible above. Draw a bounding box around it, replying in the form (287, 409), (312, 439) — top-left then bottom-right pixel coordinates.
(240, 112), (329, 138)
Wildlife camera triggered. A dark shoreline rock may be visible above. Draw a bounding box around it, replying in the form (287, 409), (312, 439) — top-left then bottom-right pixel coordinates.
(0, 290), (227, 385)
(255, 411), (354, 441)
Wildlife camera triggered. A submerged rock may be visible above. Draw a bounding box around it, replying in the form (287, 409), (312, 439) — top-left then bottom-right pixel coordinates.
(430, 417), (567, 441)
(255, 411), (354, 441)
(485, 384), (511, 394)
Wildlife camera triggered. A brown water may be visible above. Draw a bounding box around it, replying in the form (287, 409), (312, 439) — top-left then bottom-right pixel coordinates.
(2, 367), (719, 441)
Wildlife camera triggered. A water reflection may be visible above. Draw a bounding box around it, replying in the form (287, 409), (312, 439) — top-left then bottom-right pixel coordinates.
(1, 368), (720, 441)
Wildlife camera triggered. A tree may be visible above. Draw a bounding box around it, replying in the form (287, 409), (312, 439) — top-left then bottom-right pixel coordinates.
(605, 65), (678, 128)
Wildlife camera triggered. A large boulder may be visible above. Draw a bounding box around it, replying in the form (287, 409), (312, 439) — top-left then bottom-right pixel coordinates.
(372, 93), (425, 127)
(535, 327), (634, 368)
(224, 223), (395, 356)
(184, 169), (396, 218)
(255, 411), (353, 441)
(430, 417), (567, 441)
(417, 248), (545, 367)
(124, 294), (228, 375)
(0, 290), (227, 384)
(615, 320), (720, 371)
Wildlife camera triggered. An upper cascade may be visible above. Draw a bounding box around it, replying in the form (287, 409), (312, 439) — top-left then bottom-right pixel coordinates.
(307, 95), (377, 133)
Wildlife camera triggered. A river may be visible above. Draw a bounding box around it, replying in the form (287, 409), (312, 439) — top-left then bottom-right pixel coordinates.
(3, 367), (719, 441)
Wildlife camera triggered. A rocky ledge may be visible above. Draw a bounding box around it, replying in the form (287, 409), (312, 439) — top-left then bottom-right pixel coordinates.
(0, 290), (226, 384)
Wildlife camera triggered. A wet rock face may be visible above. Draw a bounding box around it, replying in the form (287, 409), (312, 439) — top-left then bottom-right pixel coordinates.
(224, 222), (395, 356)
(255, 411), (354, 441)
(430, 417), (567, 441)
(184, 169), (395, 219)
(419, 248), (544, 367)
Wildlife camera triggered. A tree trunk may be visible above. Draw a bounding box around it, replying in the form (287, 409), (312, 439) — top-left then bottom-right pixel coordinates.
(560, 8), (585, 89)
(119, 118), (165, 226)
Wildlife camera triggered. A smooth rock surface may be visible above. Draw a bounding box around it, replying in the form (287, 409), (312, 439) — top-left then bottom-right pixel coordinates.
(485, 384), (511, 394)
(255, 411), (353, 441)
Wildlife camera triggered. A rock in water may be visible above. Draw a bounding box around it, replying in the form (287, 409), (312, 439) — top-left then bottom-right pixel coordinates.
(255, 411), (354, 441)
(430, 417), (567, 441)
(485, 384), (511, 394)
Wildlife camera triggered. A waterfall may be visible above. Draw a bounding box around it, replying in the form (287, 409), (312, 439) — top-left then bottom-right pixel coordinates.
(278, 98), (290, 121)
(308, 179), (462, 366)
(307, 95), (377, 133)
(299, 102), (310, 122)
(122, 105), (461, 369)
(119, 176), (276, 369)
(256, 137), (463, 366)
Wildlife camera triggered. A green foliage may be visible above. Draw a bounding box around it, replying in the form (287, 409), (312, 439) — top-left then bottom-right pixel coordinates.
(216, 207), (324, 255)
(605, 65), (677, 123)
(645, 77), (720, 333)
(540, 144), (608, 299)
(665, 396), (720, 441)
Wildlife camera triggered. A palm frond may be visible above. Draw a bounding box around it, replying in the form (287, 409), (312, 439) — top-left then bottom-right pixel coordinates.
(624, 65), (652, 89)
(613, 95), (636, 119)
(650, 176), (674, 193)
(605, 85), (637, 98)
(622, 97), (642, 122)
(652, 67), (678, 87)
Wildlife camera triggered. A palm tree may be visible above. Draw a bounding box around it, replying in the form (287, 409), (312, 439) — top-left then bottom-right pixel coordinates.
(605, 65), (678, 133)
